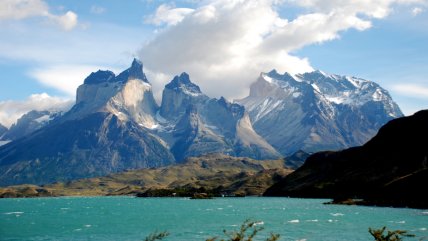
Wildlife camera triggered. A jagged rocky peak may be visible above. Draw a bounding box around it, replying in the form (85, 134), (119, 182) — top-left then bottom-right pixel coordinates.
(266, 69), (296, 82)
(81, 58), (147, 87)
(84, 70), (115, 85)
(165, 72), (202, 95)
(218, 97), (245, 118)
(72, 59), (158, 129)
(116, 58), (148, 83)
(298, 70), (365, 94)
(160, 73), (207, 119)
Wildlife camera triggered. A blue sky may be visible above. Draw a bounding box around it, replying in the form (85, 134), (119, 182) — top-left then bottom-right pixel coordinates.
(0, 0), (427, 126)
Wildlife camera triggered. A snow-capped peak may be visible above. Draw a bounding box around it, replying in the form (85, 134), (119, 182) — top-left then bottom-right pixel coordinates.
(262, 69), (398, 109)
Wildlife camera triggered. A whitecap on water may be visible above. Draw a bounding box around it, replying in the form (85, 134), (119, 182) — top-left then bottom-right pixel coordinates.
(254, 221), (264, 226)
(396, 221), (406, 224)
(422, 211), (428, 215)
(327, 219), (339, 223)
(84, 225), (91, 228)
(419, 228), (427, 231)
(330, 213), (344, 216)
(306, 219), (318, 222)
(3, 212), (24, 215)
(288, 219), (299, 223)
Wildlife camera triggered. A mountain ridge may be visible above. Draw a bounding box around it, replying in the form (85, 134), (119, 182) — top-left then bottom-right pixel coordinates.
(237, 70), (402, 155)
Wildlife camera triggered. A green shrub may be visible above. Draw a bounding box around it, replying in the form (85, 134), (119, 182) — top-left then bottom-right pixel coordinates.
(368, 227), (415, 241)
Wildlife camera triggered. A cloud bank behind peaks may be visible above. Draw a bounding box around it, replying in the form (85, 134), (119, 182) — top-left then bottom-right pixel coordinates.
(139, 0), (424, 100)
(0, 93), (73, 128)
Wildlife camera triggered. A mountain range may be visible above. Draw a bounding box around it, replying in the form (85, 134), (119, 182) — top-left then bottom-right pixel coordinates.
(0, 59), (402, 186)
(1, 110), (63, 142)
(264, 110), (428, 208)
(237, 70), (402, 155)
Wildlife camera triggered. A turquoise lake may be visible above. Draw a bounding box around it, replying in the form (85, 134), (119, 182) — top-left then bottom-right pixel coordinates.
(0, 197), (427, 240)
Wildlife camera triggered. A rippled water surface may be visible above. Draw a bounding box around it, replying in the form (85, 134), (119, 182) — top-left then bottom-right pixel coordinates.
(1, 197), (427, 240)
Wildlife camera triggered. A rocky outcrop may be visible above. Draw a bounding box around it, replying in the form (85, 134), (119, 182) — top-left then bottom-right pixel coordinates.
(264, 110), (428, 209)
(160, 72), (208, 120)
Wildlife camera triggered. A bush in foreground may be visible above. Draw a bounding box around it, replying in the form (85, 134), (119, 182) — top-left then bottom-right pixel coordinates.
(369, 227), (415, 241)
(144, 220), (419, 241)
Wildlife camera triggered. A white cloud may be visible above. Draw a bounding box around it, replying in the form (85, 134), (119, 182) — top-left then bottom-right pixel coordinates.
(391, 84), (428, 98)
(49, 10), (78, 31)
(29, 65), (100, 97)
(0, 0), (48, 20)
(145, 4), (194, 26)
(0, 0), (78, 31)
(140, 0), (422, 100)
(0, 20), (147, 107)
(91, 5), (106, 14)
(411, 7), (424, 15)
(0, 22), (146, 65)
(0, 93), (73, 128)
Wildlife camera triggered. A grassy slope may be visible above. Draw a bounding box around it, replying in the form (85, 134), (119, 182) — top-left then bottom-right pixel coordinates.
(0, 154), (292, 197)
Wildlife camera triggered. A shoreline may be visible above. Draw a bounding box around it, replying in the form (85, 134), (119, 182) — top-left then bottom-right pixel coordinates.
(1, 192), (427, 210)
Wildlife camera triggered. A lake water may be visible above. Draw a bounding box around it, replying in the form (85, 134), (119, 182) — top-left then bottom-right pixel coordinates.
(0, 197), (427, 241)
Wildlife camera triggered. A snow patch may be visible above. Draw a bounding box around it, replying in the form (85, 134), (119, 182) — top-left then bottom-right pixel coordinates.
(325, 96), (345, 104)
(372, 88), (384, 101)
(311, 83), (321, 93)
(254, 98), (283, 122)
(261, 73), (273, 83)
(181, 86), (202, 97)
(0, 140), (11, 146)
(35, 115), (53, 123)
(292, 92), (301, 98)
